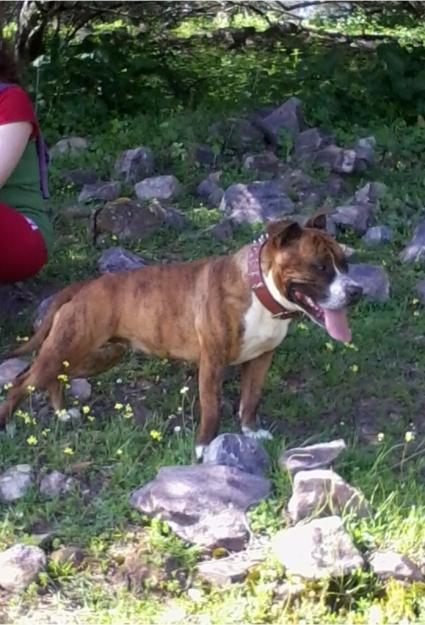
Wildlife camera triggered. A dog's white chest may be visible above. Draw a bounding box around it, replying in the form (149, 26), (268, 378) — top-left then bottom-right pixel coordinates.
(234, 296), (290, 364)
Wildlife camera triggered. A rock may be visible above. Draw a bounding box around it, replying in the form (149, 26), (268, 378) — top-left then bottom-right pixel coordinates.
(220, 181), (294, 225)
(39, 470), (75, 498)
(50, 546), (84, 569)
(69, 378), (92, 401)
(0, 358), (28, 387)
(254, 97), (304, 143)
(97, 247), (147, 274)
(272, 516), (364, 579)
(203, 434), (269, 476)
(348, 264), (390, 302)
(0, 465), (33, 502)
(368, 550), (422, 582)
(57, 407), (81, 423)
(63, 204), (92, 219)
(207, 220), (234, 241)
(93, 198), (183, 242)
(0, 544), (46, 591)
(130, 464), (270, 551)
(60, 169), (99, 187)
(415, 279), (425, 304)
(314, 145), (357, 174)
(194, 144), (218, 167)
(210, 118), (264, 153)
(362, 225), (392, 246)
(197, 175), (224, 208)
(400, 219), (425, 263)
(281, 439), (346, 474)
(32, 295), (55, 330)
(114, 147), (154, 184)
(353, 136), (376, 171)
(324, 174), (349, 198)
(197, 539), (268, 585)
(332, 203), (375, 235)
(50, 136), (89, 159)
(354, 181), (387, 204)
(134, 175), (181, 201)
(78, 181), (121, 203)
(243, 152), (281, 176)
(287, 469), (371, 523)
(293, 128), (334, 162)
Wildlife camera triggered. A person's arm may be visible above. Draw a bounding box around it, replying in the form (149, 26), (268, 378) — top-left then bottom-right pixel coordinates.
(0, 121), (32, 188)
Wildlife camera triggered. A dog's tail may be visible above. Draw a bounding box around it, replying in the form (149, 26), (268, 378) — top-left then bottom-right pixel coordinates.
(7, 281), (88, 358)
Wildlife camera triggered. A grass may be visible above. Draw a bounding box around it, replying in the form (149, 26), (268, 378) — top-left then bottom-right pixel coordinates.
(2, 13), (425, 623)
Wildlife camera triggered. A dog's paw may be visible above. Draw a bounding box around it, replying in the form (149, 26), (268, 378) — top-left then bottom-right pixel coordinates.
(242, 426), (273, 440)
(195, 444), (207, 462)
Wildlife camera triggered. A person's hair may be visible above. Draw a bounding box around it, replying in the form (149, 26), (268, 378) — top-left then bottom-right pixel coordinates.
(0, 39), (19, 83)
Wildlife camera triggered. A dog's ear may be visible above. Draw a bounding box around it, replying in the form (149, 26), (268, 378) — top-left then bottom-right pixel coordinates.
(266, 219), (302, 246)
(305, 211), (329, 231)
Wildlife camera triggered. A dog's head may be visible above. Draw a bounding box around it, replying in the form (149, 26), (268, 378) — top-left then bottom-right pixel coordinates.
(262, 214), (362, 343)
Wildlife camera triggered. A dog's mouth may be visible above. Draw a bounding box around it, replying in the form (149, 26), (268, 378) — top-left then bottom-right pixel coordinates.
(290, 288), (351, 343)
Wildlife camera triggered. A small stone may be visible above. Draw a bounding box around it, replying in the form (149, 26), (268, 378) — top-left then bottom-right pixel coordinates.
(32, 294), (56, 330)
(272, 516), (364, 579)
(0, 544), (46, 591)
(197, 175), (224, 208)
(70, 378), (92, 401)
(415, 279), (425, 304)
(210, 118), (264, 153)
(293, 128), (334, 162)
(50, 137), (89, 159)
(254, 97), (304, 142)
(287, 469), (371, 523)
(369, 550), (422, 582)
(134, 175), (181, 201)
(114, 147), (154, 184)
(203, 433), (269, 476)
(281, 439), (346, 474)
(0, 465), (33, 503)
(332, 203), (375, 234)
(243, 152), (280, 176)
(362, 225), (392, 246)
(400, 219), (425, 263)
(220, 180), (294, 225)
(354, 181), (387, 204)
(78, 181), (121, 203)
(97, 247), (147, 274)
(348, 264), (390, 302)
(57, 408), (81, 423)
(0, 358), (28, 387)
(50, 546), (84, 569)
(314, 145), (357, 174)
(39, 471), (75, 498)
(197, 541), (267, 585)
(353, 136), (376, 171)
(207, 220), (234, 241)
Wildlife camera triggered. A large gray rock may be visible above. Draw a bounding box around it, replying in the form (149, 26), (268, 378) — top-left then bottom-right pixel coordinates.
(196, 174), (224, 208)
(362, 225), (392, 246)
(50, 136), (89, 159)
(272, 516), (364, 579)
(220, 180), (294, 225)
(0, 465), (33, 503)
(210, 118), (264, 153)
(114, 147), (154, 184)
(39, 470), (75, 499)
(203, 434), (269, 476)
(254, 97), (304, 142)
(0, 358), (28, 387)
(97, 247), (147, 274)
(369, 551), (422, 582)
(332, 203), (375, 234)
(400, 219), (425, 263)
(0, 544), (46, 591)
(348, 264), (390, 302)
(130, 464), (270, 551)
(354, 181), (387, 204)
(353, 136), (376, 171)
(287, 469), (371, 523)
(243, 151), (281, 176)
(314, 145), (357, 174)
(197, 539), (268, 585)
(293, 128), (334, 162)
(135, 175), (181, 201)
(281, 439), (346, 474)
(78, 181), (121, 203)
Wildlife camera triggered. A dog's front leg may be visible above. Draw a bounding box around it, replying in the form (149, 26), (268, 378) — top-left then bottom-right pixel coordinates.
(239, 349), (274, 440)
(196, 352), (224, 460)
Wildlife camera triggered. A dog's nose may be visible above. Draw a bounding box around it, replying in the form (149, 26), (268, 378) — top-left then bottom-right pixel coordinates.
(346, 283), (362, 303)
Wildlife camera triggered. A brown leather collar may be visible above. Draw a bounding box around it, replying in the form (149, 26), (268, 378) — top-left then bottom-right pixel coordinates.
(247, 237), (299, 320)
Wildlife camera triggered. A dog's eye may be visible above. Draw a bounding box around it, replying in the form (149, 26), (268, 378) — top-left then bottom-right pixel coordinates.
(314, 263), (327, 272)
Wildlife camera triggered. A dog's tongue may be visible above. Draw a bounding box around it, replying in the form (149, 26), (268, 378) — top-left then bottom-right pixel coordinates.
(324, 308), (351, 343)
